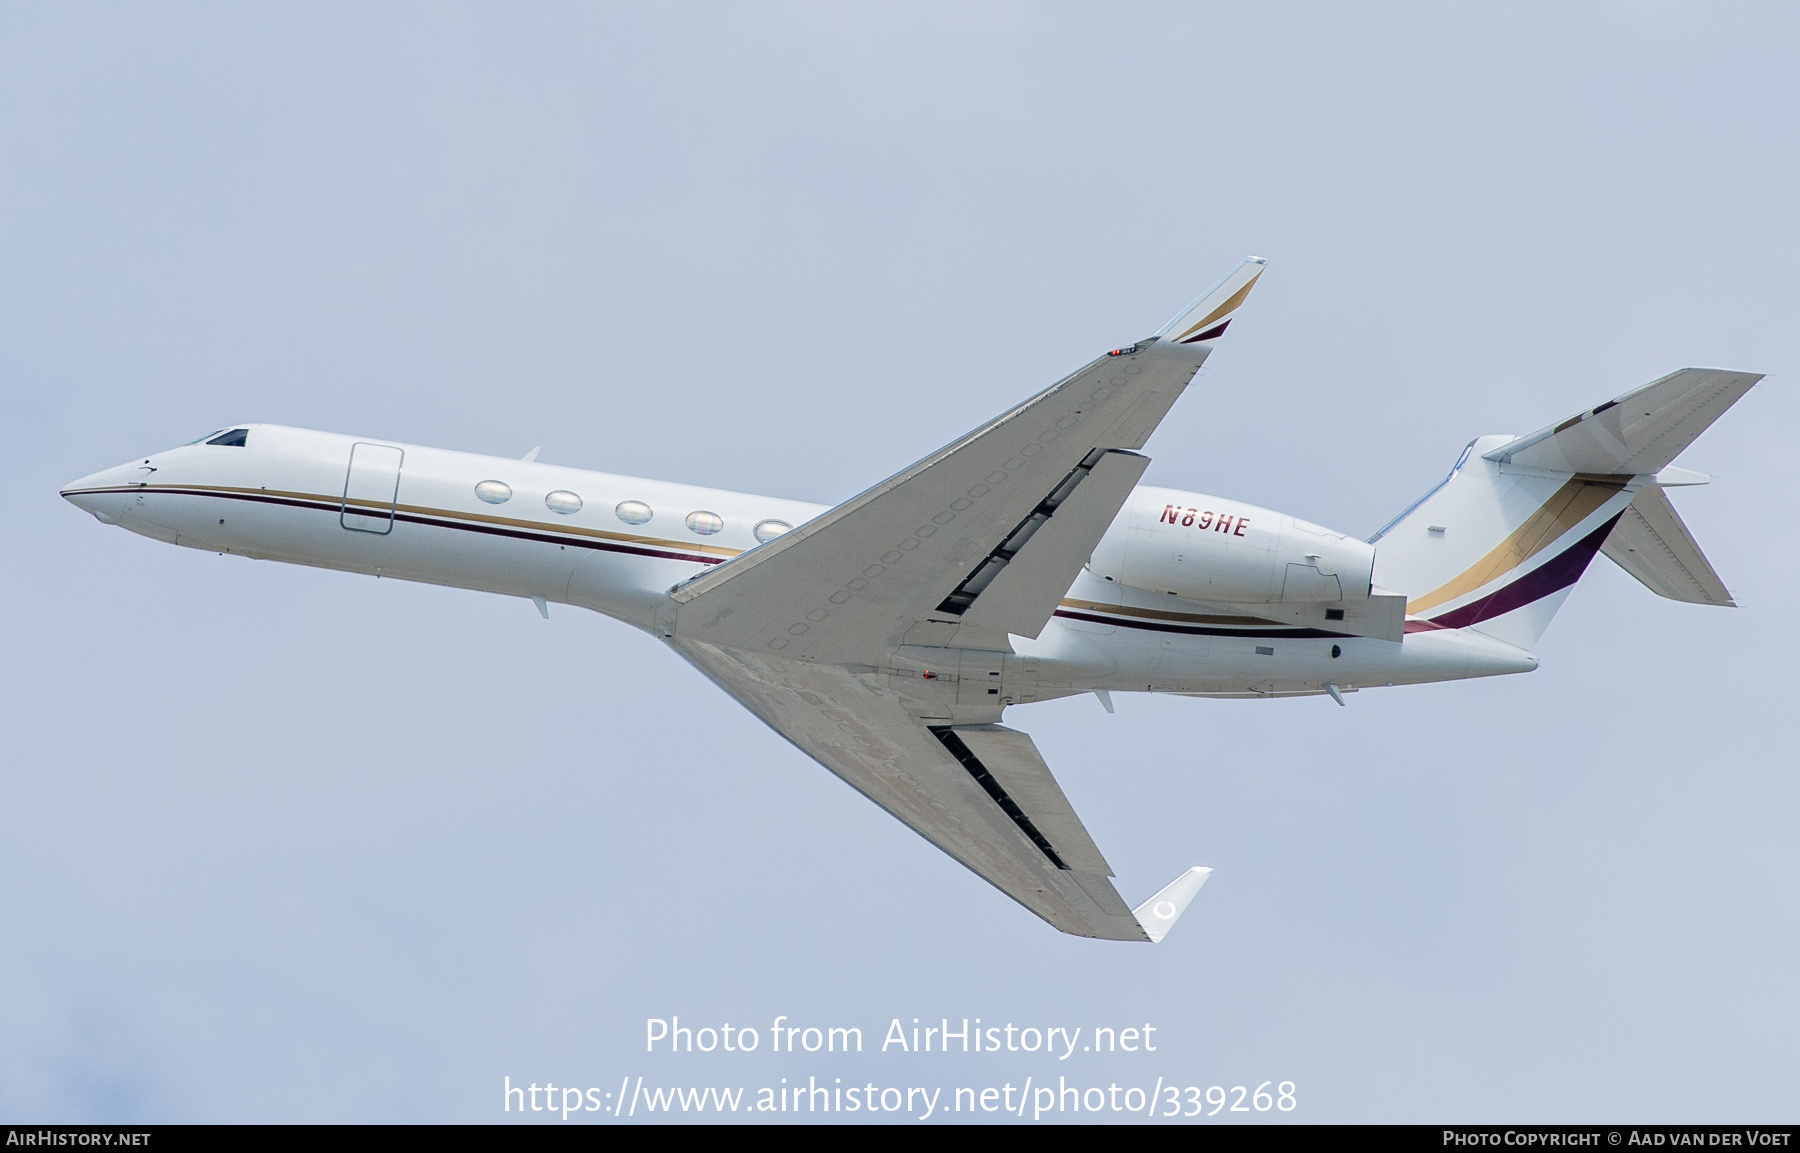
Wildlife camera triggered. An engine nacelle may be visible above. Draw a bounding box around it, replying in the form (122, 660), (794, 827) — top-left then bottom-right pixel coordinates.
(1090, 486), (1375, 604)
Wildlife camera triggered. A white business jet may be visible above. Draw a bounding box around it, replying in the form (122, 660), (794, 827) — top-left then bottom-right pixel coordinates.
(61, 259), (1759, 942)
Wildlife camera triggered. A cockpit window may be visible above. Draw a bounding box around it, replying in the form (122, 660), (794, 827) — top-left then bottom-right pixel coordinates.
(186, 430), (225, 444)
(206, 429), (249, 447)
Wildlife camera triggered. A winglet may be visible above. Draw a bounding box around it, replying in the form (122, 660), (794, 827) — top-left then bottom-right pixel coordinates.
(1155, 257), (1266, 346)
(1132, 865), (1213, 943)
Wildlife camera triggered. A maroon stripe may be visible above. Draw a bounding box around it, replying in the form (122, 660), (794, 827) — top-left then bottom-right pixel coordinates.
(1420, 515), (1622, 630)
(105, 486), (727, 566)
(394, 510), (725, 565)
(1053, 608), (1351, 640)
(1178, 319), (1230, 344)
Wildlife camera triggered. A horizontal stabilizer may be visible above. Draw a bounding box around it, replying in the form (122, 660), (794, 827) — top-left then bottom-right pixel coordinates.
(1602, 487), (1735, 606)
(1132, 865), (1213, 944)
(1485, 368), (1762, 476)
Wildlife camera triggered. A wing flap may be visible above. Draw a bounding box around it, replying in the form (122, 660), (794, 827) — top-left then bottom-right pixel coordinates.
(672, 638), (1148, 940)
(950, 724), (1116, 876)
(952, 449), (1151, 640)
(1602, 487), (1735, 606)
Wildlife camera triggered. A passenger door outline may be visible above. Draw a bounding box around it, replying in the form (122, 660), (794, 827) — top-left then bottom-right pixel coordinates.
(341, 442), (404, 535)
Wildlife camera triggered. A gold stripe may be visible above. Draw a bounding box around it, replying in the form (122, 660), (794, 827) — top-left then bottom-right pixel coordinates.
(1173, 270), (1263, 341)
(146, 483), (746, 558)
(1405, 479), (1625, 614)
(1059, 597), (1282, 626)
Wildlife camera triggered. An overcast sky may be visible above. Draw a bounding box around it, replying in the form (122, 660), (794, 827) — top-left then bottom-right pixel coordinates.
(3, 2), (1796, 1124)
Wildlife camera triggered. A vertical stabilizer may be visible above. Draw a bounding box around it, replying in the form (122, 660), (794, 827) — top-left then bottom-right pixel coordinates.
(1373, 444), (1631, 651)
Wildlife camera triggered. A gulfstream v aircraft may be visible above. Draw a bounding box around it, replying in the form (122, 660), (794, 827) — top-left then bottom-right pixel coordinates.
(61, 259), (1760, 942)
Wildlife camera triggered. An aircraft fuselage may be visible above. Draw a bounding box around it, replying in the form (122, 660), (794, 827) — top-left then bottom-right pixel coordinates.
(61, 423), (1534, 707)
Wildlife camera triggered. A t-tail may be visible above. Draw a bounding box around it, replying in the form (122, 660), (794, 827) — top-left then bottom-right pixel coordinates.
(1370, 368), (1762, 653)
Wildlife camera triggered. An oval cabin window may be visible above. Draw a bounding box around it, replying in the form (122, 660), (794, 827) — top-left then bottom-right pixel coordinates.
(615, 500), (653, 525)
(753, 519), (792, 543)
(686, 510), (724, 536)
(474, 480), (512, 505)
(545, 490), (583, 515)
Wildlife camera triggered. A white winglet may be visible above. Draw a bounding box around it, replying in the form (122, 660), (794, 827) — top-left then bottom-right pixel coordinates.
(1155, 257), (1266, 346)
(1132, 866), (1213, 944)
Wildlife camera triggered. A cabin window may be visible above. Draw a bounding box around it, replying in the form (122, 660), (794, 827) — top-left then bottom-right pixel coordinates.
(206, 429), (249, 447)
(615, 500), (653, 525)
(1255, 645), (1275, 656)
(686, 510), (724, 536)
(474, 480), (512, 504)
(545, 490), (583, 515)
(753, 519), (792, 544)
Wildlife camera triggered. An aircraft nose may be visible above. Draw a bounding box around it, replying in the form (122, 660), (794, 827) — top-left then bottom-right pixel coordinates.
(61, 485), (106, 517)
(61, 463), (141, 522)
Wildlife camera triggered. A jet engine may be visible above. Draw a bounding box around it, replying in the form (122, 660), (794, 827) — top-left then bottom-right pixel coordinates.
(1088, 486), (1404, 640)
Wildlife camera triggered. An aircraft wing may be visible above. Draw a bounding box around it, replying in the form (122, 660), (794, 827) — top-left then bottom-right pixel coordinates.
(658, 260), (1260, 938)
(667, 258), (1267, 663)
(672, 638), (1209, 941)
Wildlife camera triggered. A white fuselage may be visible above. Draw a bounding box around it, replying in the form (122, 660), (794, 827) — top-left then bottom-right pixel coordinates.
(61, 424), (1535, 703)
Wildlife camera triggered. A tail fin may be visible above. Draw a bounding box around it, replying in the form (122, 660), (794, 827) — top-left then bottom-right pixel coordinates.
(1371, 368), (1760, 651)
